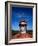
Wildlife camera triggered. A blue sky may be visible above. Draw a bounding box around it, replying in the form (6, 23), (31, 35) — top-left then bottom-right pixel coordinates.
(11, 7), (33, 31)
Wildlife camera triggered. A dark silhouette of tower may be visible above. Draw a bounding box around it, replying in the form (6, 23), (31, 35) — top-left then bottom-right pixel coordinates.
(19, 20), (27, 33)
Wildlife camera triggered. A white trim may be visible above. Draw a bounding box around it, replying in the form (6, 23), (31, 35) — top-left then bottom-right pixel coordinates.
(33, 5), (36, 41)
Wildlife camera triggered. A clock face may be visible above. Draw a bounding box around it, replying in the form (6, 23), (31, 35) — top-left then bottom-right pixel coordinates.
(20, 26), (26, 32)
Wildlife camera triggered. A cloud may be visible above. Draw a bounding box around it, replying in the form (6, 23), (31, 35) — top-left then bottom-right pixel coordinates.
(16, 12), (26, 18)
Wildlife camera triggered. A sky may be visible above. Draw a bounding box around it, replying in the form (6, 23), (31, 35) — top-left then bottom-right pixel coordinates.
(11, 7), (33, 31)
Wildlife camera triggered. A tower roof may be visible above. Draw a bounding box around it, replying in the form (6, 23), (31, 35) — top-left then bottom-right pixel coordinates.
(19, 20), (27, 26)
(20, 20), (27, 24)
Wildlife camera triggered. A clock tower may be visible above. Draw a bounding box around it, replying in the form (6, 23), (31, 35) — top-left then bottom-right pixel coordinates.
(19, 20), (27, 33)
